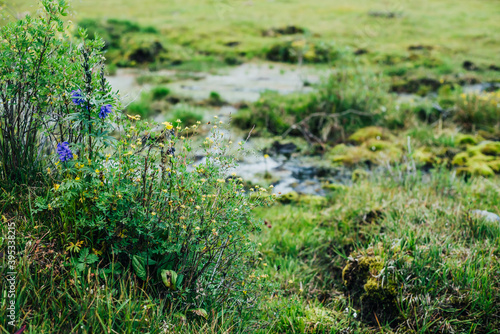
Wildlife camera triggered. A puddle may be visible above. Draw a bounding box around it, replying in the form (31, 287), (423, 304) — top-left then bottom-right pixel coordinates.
(168, 63), (320, 103)
(107, 63), (322, 104)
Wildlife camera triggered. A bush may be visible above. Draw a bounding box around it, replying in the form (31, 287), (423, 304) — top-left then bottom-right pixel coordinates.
(452, 91), (500, 132)
(151, 86), (170, 100)
(2, 0), (274, 315)
(0, 0), (109, 188)
(233, 65), (391, 141)
(36, 115), (274, 310)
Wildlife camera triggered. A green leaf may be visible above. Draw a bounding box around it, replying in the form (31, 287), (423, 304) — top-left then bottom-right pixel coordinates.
(189, 308), (208, 319)
(161, 269), (178, 290)
(86, 254), (99, 264)
(78, 248), (89, 262)
(132, 255), (147, 280)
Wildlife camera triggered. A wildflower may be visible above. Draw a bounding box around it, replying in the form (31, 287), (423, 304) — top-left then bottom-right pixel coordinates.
(56, 142), (73, 161)
(71, 89), (84, 106)
(126, 114), (141, 121)
(54, 184), (60, 191)
(195, 226), (200, 230)
(75, 176), (80, 181)
(264, 154), (269, 159)
(162, 121), (173, 130)
(99, 104), (112, 119)
(217, 179), (226, 183)
(151, 212), (156, 216)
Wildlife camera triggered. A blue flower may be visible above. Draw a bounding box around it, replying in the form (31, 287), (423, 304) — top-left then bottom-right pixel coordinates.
(71, 89), (85, 106)
(56, 142), (73, 162)
(99, 104), (112, 119)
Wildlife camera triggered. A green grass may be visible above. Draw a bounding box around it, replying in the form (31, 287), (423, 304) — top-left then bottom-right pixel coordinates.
(6, 0), (500, 79)
(2, 1), (500, 332)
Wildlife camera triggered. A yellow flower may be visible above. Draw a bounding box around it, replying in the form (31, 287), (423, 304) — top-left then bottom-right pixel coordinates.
(217, 179), (226, 183)
(151, 212), (156, 216)
(127, 114), (141, 121)
(195, 226), (200, 230)
(54, 184), (60, 191)
(75, 177), (80, 181)
(264, 154), (269, 159)
(162, 121), (173, 130)
(95, 169), (100, 174)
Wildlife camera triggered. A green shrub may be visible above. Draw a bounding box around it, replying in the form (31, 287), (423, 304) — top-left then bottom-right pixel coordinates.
(151, 86), (170, 100)
(167, 106), (204, 127)
(233, 65), (391, 141)
(0, 0), (109, 188)
(36, 117), (274, 310)
(452, 91), (500, 131)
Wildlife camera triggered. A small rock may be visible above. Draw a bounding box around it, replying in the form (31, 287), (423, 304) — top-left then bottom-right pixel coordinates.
(471, 210), (500, 223)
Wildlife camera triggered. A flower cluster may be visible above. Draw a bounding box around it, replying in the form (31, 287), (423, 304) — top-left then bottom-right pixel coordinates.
(56, 142), (73, 161)
(71, 89), (85, 106)
(99, 104), (112, 119)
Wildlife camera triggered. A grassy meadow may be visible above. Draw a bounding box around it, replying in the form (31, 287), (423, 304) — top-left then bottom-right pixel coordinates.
(1, 0), (500, 333)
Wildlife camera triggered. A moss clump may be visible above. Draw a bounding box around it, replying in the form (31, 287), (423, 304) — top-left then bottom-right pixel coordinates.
(277, 191), (326, 206)
(342, 255), (398, 324)
(487, 160), (500, 172)
(457, 162), (495, 177)
(479, 141), (500, 156)
(322, 183), (348, 192)
(348, 126), (387, 144)
(412, 147), (440, 166)
(452, 152), (469, 166)
(330, 145), (373, 166)
(455, 134), (480, 146)
(277, 191), (300, 204)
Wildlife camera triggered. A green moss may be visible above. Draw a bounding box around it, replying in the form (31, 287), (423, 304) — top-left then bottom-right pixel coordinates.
(457, 162), (495, 177)
(455, 134), (479, 146)
(487, 160), (500, 173)
(348, 126), (386, 144)
(330, 146), (374, 166)
(452, 152), (469, 166)
(277, 191), (326, 206)
(322, 183), (348, 192)
(479, 141), (500, 156)
(363, 139), (394, 151)
(342, 255), (398, 323)
(412, 147), (440, 166)
(299, 195), (327, 206)
(277, 191), (300, 204)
